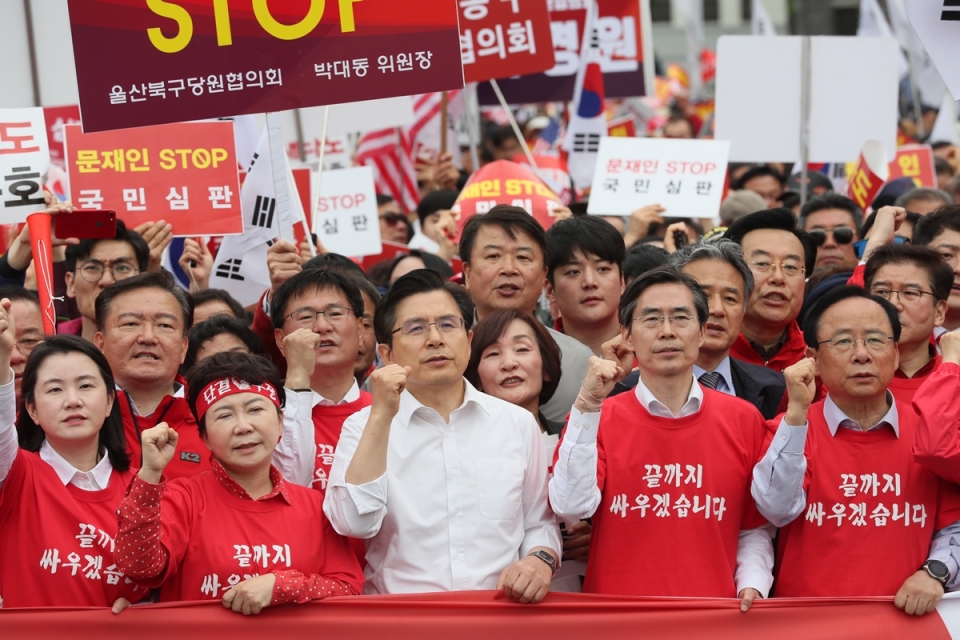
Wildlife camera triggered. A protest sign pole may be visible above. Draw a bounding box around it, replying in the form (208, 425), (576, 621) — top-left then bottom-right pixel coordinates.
(266, 112), (289, 243)
(489, 79), (542, 178)
(440, 92), (449, 155)
(311, 106), (331, 238)
(904, 47), (926, 140)
(799, 36), (811, 206)
(464, 84), (482, 173)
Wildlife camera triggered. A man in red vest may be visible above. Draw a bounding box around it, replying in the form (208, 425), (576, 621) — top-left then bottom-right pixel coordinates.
(761, 286), (960, 615)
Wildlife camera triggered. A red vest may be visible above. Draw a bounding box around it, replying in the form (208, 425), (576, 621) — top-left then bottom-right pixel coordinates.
(118, 390), (211, 480)
(775, 400), (960, 597)
(579, 389), (768, 596)
(731, 321), (807, 372)
(0, 451), (145, 607)
(309, 393), (372, 496)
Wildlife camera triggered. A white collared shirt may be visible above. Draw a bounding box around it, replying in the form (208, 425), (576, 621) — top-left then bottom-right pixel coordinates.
(39, 440), (113, 491)
(324, 379), (561, 595)
(313, 381), (361, 408)
(633, 373), (703, 418)
(822, 392), (900, 437)
(693, 357), (734, 396)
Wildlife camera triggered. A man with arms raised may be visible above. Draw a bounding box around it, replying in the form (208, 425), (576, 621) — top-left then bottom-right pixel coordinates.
(326, 270), (560, 602)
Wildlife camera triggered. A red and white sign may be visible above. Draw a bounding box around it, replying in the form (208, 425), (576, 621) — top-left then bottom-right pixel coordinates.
(460, 0), (556, 83)
(0, 107), (50, 223)
(65, 122), (242, 236)
(846, 140), (890, 211)
(888, 144), (937, 188)
(43, 105), (81, 171)
(453, 160), (564, 234)
(587, 137), (730, 218)
(315, 166), (381, 257)
(607, 116), (637, 138)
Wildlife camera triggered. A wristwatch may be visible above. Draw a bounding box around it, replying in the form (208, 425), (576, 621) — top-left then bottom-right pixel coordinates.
(922, 560), (950, 590)
(528, 550), (558, 575)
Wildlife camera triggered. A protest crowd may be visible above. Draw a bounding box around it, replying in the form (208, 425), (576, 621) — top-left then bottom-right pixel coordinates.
(4, 0), (960, 635)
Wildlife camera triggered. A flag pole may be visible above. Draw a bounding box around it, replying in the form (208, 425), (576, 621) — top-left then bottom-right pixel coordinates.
(310, 105), (331, 242)
(440, 91), (449, 155)
(489, 79), (541, 178)
(265, 112), (288, 243)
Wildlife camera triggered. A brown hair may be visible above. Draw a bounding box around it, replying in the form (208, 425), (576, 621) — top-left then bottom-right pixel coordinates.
(465, 309), (561, 407)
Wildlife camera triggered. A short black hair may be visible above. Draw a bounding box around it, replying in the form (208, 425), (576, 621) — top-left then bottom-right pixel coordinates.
(94, 270), (193, 334)
(490, 125), (520, 149)
(723, 208), (818, 274)
(618, 266), (708, 332)
(913, 205), (960, 246)
(184, 315), (264, 372)
(17, 335), (130, 471)
(859, 210), (921, 238)
(895, 187), (953, 211)
(733, 165), (784, 190)
(417, 189), (459, 226)
(802, 285), (901, 349)
(191, 288), (246, 322)
(799, 193), (863, 232)
(374, 269), (474, 348)
(64, 220), (149, 273)
(376, 193), (396, 207)
(388, 250), (454, 282)
(932, 141), (956, 151)
(545, 215), (625, 284)
(302, 252), (366, 278)
(935, 156), (953, 176)
(864, 244), (954, 302)
(270, 268), (365, 331)
(0, 285), (38, 306)
(622, 244), (669, 284)
(185, 351), (285, 435)
(345, 271), (381, 310)
(459, 205), (547, 266)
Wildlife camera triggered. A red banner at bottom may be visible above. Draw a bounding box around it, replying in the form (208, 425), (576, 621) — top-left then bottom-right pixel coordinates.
(3, 591), (958, 639)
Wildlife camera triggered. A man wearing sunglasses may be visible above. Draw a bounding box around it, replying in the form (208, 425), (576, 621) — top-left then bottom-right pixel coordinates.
(799, 194), (863, 273)
(377, 194), (413, 245)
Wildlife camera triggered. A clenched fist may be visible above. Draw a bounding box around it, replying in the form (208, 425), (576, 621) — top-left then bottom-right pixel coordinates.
(783, 357), (816, 426)
(369, 364), (412, 419)
(139, 422), (179, 484)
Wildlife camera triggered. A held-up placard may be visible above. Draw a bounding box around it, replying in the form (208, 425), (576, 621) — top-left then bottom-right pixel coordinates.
(67, 0), (464, 133)
(65, 121), (243, 236)
(587, 138), (730, 218)
(315, 166), (381, 257)
(0, 108), (50, 223)
(460, 0), (556, 83)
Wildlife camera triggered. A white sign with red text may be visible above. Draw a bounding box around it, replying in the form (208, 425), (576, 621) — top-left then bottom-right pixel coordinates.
(0, 108), (50, 222)
(314, 166), (381, 257)
(587, 137), (730, 219)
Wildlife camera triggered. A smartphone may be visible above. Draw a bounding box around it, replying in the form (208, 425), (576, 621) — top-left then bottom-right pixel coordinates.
(54, 210), (117, 239)
(673, 229), (688, 249)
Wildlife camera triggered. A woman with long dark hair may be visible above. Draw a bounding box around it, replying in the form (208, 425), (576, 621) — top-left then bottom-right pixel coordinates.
(0, 301), (142, 610)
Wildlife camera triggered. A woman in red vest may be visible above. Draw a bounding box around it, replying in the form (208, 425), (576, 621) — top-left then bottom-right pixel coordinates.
(0, 313), (144, 609)
(114, 351), (363, 614)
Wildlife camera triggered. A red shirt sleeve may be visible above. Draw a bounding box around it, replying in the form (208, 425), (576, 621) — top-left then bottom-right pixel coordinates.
(114, 475), (170, 583)
(847, 263), (865, 288)
(270, 517), (363, 604)
(912, 361), (960, 485)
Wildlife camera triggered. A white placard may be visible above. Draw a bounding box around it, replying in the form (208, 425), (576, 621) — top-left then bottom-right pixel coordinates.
(587, 137), (730, 219)
(715, 36), (900, 162)
(907, 0), (960, 101)
(300, 96), (415, 140)
(315, 166), (381, 257)
(0, 107), (50, 222)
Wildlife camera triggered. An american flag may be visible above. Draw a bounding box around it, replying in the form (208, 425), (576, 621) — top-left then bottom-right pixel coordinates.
(355, 91), (462, 213)
(531, 118), (564, 156)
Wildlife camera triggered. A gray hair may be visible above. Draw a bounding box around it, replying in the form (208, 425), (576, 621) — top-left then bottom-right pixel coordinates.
(894, 187), (953, 210)
(667, 239), (755, 306)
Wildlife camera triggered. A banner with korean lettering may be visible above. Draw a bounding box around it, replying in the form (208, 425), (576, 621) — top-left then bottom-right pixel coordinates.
(43, 105), (82, 171)
(314, 166), (381, 257)
(888, 144), (937, 188)
(460, 0), (556, 82)
(67, 0), (465, 133)
(452, 160), (564, 234)
(4, 592), (960, 639)
(477, 0), (653, 104)
(0, 108), (50, 223)
(64, 122), (242, 236)
(587, 137), (729, 218)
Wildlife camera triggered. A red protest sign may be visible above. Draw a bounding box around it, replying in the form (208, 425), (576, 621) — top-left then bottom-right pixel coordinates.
(888, 144), (937, 188)
(477, 0), (651, 104)
(65, 121), (242, 236)
(607, 116), (636, 138)
(452, 160), (563, 235)
(67, 0), (464, 133)
(43, 105), (81, 171)
(460, 0), (555, 83)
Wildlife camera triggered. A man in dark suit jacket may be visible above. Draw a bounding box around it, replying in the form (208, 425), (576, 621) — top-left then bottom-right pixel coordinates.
(610, 240), (786, 419)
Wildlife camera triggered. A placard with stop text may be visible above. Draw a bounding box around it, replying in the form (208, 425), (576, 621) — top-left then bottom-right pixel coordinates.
(460, 0), (556, 83)
(315, 166), (381, 257)
(67, 0), (465, 133)
(0, 107), (50, 223)
(64, 121), (243, 236)
(587, 137), (730, 218)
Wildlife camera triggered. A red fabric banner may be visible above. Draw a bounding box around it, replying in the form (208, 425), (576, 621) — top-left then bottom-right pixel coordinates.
(0, 592), (952, 639)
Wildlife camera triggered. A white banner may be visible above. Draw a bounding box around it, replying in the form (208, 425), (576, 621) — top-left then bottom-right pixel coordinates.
(587, 137), (730, 219)
(314, 166), (381, 258)
(0, 108), (50, 222)
(906, 0), (960, 102)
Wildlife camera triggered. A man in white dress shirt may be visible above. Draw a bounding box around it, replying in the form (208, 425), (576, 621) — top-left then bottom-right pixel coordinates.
(325, 269), (561, 603)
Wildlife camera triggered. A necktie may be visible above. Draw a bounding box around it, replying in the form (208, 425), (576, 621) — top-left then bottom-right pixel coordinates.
(699, 371), (723, 390)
